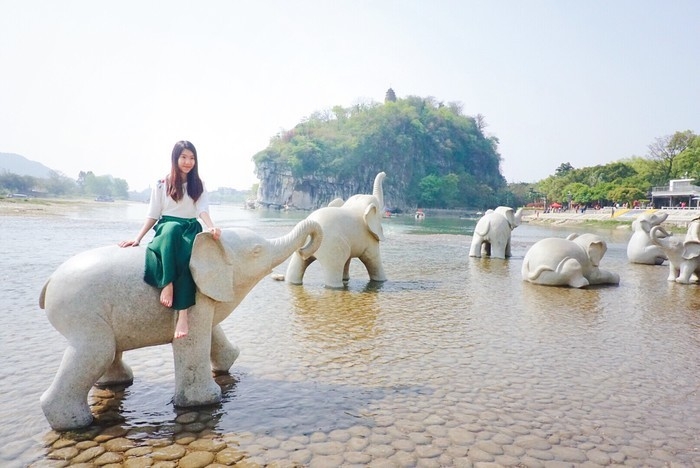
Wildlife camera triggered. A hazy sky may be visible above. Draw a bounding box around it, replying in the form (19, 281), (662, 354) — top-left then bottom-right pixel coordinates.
(1, 1), (698, 192)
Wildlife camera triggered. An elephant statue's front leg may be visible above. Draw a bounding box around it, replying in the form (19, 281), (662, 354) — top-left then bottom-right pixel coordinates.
(172, 300), (221, 407)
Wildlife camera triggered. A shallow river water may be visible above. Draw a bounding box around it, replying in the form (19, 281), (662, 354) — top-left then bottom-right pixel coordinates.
(1, 203), (698, 467)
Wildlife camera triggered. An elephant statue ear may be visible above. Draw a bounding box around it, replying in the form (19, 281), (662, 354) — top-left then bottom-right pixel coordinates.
(364, 203), (385, 241)
(587, 240), (606, 267)
(682, 241), (700, 260)
(328, 198), (344, 207)
(190, 232), (236, 302)
(566, 233), (579, 241)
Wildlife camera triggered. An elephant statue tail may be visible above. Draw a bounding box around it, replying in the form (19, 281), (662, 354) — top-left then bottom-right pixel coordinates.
(270, 219), (323, 263)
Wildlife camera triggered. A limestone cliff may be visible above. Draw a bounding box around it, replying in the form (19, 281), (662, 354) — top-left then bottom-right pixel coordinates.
(255, 161), (407, 211)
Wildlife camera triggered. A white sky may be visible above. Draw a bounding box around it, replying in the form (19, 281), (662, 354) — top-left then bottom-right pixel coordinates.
(1, 1), (698, 192)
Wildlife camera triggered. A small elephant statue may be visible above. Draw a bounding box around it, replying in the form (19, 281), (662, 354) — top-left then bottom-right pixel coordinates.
(40, 219), (322, 430)
(626, 211), (669, 264)
(469, 206), (524, 259)
(521, 232), (620, 288)
(650, 223), (700, 283)
(285, 171), (388, 288)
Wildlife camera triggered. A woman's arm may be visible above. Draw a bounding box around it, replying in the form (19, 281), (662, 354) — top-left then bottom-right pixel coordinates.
(119, 217), (158, 247)
(199, 211), (221, 241)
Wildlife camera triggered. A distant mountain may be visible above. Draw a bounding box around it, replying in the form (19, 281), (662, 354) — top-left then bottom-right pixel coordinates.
(0, 152), (55, 178)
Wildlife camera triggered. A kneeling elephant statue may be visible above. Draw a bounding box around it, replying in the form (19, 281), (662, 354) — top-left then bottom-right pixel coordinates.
(626, 211), (668, 265)
(521, 233), (620, 288)
(40, 219), (322, 430)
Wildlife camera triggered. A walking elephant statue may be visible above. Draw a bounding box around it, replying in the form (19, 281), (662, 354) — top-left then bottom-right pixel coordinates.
(626, 211), (668, 264)
(40, 219), (322, 430)
(650, 222), (700, 283)
(469, 206), (524, 259)
(522, 233), (620, 288)
(286, 171), (387, 288)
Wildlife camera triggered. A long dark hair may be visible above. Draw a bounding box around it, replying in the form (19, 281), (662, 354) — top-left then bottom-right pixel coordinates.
(167, 140), (204, 202)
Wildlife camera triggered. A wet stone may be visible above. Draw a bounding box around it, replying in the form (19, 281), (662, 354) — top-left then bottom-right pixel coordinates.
(52, 439), (77, 449)
(94, 451), (124, 464)
(103, 437), (136, 452)
(174, 412), (199, 424)
(466, 447), (494, 462)
(48, 447), (79, 460)
(347, 437), (369, 451)
(124, 446), (152, 457)
(415, 444), (443, 458)
(122, 458), (153, 468)
(516, 435), (552, 450)
(71, 445), (106, 463)
(526, 448), (555, 461)
(75, 440), (98, 450)
(187, 438), (226, 452)
(214, 447), (246, 464)
(448, 427), (476, 445)
(473, 440), (504, 455)
(151, 444), (186, 460)
(308, 454), (344, 467)
(178, 450), (215, 468)
(344, 451), (371, 464)
(550, 445), (587, 462)
(586, 448), (611, 465)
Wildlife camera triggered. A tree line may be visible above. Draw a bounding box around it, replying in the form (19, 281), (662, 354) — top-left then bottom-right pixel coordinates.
(0, 170), (129, 199)
(510, 130), (699, 209)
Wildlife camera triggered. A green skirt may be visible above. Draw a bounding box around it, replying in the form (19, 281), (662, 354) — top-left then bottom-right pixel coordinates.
(144, 216), (202, 310)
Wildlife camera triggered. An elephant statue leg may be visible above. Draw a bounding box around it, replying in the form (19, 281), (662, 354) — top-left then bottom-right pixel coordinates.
(210, 324), (240, 374)
(469, 236), (484, 258)
(41, 320), (117, 430)
(343, 259), (351, 282)
(96, 351), (134, 386)
(285, 253), (314, 285)
(359, 249), (387, 282)
(172, 300), (222, 407)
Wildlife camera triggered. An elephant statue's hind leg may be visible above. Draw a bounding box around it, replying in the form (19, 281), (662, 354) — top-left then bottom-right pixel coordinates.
(210, 324), (240, 374)
(41, 327), (117, 430)
(96, 351), (134, 386)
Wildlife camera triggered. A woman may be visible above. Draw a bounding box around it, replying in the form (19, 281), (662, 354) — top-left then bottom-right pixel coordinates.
(120, 140), (221, 339)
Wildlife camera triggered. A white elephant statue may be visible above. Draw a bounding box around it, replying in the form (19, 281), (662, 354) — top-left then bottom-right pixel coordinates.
(626, 211), (669, 264)
(649, 223), (700, 283)
(521, 233), (620, 288)
(469, 206), (524, 259)
(39, 219), (322, 430)
(286, 171), (387, 288)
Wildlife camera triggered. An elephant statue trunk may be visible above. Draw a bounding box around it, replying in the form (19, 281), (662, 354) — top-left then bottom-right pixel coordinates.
(269, 219), (324, 266)
(372, 171), (386, 210)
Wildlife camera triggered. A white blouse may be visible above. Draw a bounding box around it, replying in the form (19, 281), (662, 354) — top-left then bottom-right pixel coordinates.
(146, 179), (210, 220)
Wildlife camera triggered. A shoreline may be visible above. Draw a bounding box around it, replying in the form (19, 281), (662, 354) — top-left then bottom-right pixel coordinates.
(523, 207), (700, 229)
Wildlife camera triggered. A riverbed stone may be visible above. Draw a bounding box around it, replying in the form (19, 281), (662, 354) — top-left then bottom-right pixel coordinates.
(178, 450), (214, 468)
(151, 444), (186, 460)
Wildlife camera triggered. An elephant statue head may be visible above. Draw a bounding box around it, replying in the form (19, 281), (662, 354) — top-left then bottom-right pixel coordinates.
(191, 219), (323, 304)
(493, 206), (524, 230)
(649, 224), (700, 283)
(631, 211), (668, 234)
(627, 211), (669, 265)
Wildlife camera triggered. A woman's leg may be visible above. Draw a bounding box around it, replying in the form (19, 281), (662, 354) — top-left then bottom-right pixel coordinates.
(174, 309), (189, 339)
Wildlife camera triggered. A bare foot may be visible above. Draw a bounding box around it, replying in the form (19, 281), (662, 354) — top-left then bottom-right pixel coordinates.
(160, 283), (173, 307)
(174, 310), (188, 339)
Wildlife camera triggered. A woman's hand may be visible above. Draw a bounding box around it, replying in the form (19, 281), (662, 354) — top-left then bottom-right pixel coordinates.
(208, 227), (221, 241)
(118, 240), (140, 248)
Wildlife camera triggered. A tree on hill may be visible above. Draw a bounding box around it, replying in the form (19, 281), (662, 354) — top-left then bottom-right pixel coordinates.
(253, 90), (507, 209)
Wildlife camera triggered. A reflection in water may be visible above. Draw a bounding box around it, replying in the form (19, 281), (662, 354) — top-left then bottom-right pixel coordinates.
(1, 205), (699, 466)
